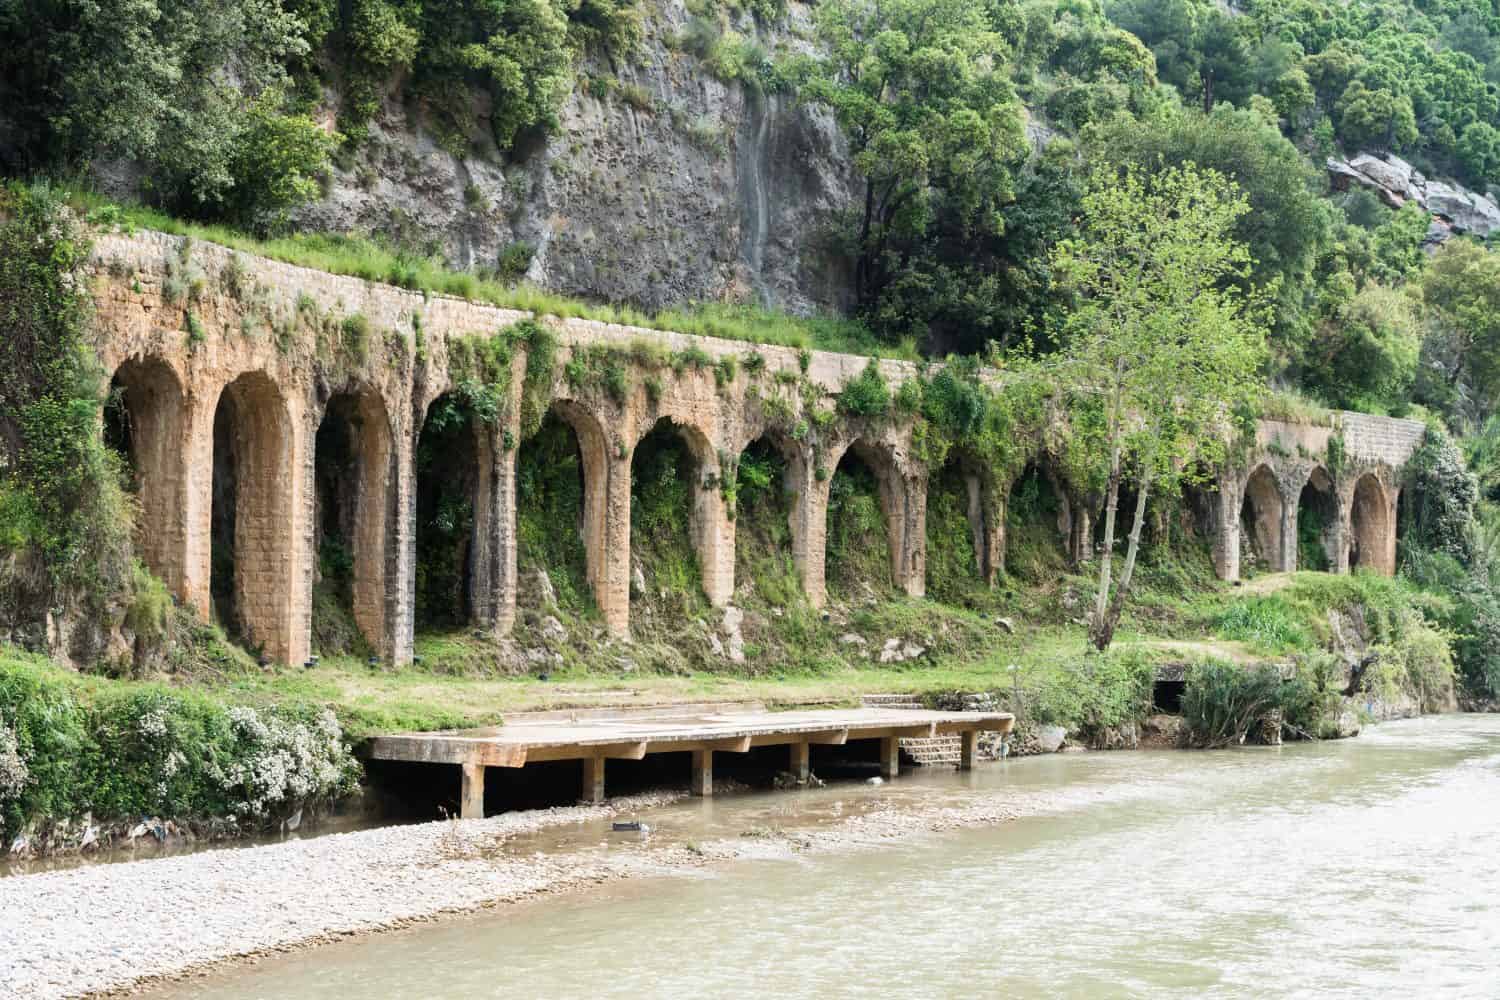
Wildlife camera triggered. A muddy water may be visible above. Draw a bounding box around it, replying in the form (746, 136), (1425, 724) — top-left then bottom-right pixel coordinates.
(150, 716), (1500, 999)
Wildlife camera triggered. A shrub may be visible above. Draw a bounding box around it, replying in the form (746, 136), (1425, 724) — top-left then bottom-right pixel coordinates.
(0, 651), (360, 840)
(836, 360), (891, 419)
(1181, 660), (1290, 747)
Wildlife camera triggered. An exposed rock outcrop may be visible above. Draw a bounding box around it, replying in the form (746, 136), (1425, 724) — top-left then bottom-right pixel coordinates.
(293, 1), (856, 317)
(1327, 151), (1500, 240)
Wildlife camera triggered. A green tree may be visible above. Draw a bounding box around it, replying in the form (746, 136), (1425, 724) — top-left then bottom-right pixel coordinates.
(1086, 105), (1332, 368)
(1335, 79), (1419, 151)
(1420, 239), (1500, 425)
(803, 0), (1028, 336)
(1458, 121), (1500, 185)
(1044, 164), (1268, 650)
(1304, 285), (1421, 413)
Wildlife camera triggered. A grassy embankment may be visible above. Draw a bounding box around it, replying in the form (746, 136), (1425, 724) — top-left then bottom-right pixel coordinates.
(73, 190), (920, 361)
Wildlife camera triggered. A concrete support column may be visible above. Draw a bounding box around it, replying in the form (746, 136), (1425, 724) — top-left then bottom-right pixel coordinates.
(1211, 475), (1241, 581)
(959, 731), (978, 771)
(599, 452), (633, 634)
(789, 742), (810, 783)
(181, 395), (216, 620)
(967, 473), (1007, 585)
(879, 736), (900, 780)
(691, 749), (713, 797)
(897, 472), (927, 598)
(469, 422), (518, 636)
(692, 466), (735, 607)
(581, 756), (606, 804)
(460, 760), (485, 819)
(386, 424), (416, 666)
(794, 464), (832, 609)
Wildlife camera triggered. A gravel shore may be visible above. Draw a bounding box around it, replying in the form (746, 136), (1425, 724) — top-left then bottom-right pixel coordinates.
(1, 779), (1106, 999)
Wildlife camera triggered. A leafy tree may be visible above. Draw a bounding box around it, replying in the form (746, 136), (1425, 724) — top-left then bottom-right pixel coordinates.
(1336, 79), (1419, 150)
(1086, 105), (1333, 368)
(803, 0), (1028, 340)
(1458, 121), (1500, 184)
(1303, 285), (1421, 413)
(1419, 239), (1500, 425)
(1043, 164), (1267, 650)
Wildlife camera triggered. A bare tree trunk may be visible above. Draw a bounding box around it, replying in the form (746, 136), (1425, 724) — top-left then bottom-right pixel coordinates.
(1091, 360), (1126, 645)
(1095, 465), (1154, 652)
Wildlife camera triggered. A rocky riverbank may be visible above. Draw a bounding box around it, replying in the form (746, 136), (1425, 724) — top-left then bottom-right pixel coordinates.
(0, 769), (1138, 999)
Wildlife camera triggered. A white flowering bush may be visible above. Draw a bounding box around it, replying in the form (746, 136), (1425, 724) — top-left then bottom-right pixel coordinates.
(0, 725), (27, 803)
(214, 706), (360, 820)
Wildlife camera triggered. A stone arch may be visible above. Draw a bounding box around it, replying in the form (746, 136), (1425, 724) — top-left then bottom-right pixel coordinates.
(312, 385), (394, 654)
(731, 427), (805, 600)
(925, 449), (996, 598)
(413, 392), (495, 631)
(547, 397), (621, 623)
(1239, 464), (1287, 573)
(1349, 472), (1395, 574)
(1296, 466), (1338, 572)
(629, 415), (726, 611)
(1004, 455), (1074, 579)
(104, 356), (188, 596)
(210, 371), (296, 660)
(825, 437), (921, 596)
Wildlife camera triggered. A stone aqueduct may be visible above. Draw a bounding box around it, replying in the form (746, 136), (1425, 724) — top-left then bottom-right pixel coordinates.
(89, 231), (1428, 666)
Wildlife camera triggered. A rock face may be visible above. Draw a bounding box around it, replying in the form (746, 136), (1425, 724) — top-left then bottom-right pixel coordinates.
(1327, 152), (1500, 239)
(292, 1), (856, 317)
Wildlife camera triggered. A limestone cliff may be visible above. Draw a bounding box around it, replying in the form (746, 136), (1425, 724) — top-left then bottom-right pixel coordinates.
(293, 1), (856, 317)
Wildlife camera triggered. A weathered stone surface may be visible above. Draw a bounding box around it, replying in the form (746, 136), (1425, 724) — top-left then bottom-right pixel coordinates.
(287, 1), (855, 319)
(1327, 152), (1500, 237)
(84, 229), (1423, 666)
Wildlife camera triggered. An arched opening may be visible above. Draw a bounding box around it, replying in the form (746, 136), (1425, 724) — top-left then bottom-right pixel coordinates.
(415, 393), (488, 631)
(312, 388), (392, 656)
(733, 433), (801, 606)
(630, 418), (708, 623)
(103, 358), (186, 592)
(1297, 467), (1337, 572)
(1238, 465), (1284, 574)
(925, 453), (985, 604)
(210, 372), (292, 655)
(825, 443), (897, 598)
(1350, 473), (1392, 574)
(1005, 460), (1070, 583)
(516, 409), (594, 613)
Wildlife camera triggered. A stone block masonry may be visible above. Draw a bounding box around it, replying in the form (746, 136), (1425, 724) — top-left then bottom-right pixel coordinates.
(87, 230), (1427, 666)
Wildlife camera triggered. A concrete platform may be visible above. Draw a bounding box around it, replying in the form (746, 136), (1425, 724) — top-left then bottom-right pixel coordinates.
(366, 706), (1015, 818)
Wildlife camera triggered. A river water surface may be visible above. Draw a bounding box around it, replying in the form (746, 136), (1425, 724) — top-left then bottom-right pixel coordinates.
(149, 715), (1500, 999)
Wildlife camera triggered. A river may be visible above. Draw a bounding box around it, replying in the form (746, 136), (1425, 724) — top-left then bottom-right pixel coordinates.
(146, 715), (1500, 999)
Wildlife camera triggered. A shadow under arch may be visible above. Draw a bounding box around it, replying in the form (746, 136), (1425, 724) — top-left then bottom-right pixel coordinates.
(1239, 463), (1285, 573)
(312, 384), (395, 655)
(105, 356), (187, 595)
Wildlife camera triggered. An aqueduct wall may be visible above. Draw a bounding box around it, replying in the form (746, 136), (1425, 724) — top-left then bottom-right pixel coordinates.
(88, 231), (1428, 665)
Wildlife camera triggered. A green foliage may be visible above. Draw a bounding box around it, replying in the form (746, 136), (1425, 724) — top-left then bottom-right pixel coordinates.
(1418, 239), (1500, 428)
(1022, 649), (1155, 737)
(802, 0), (1028, 346)
(0, 649), (359, 840)
(836, 361), (892, 419)
(1044, 162), (1269, 648)
(630, 425), (707, 612)
(516, 413), (593, 612)
(0, 185), (134, 616)
(1303, 285), (1420, 413)
(1085, 105), (1332, 365)
(825, 454), (891, 595)
(517, 320), (558, 438)
(1181, 660), (1293, 747)
(1403, 427), (1478, 563)
(1214, 596), (1311, 652)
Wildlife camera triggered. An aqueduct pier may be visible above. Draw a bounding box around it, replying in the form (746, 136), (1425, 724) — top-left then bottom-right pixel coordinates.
(89, 230), (1428, 666)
